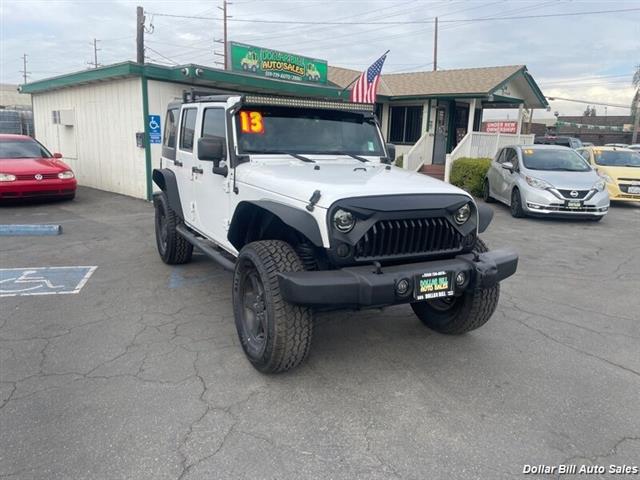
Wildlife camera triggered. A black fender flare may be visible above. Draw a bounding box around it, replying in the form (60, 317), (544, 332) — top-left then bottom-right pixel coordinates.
(477, 203), (494, 233)
(228, 200), (324, 250)
(152, 169), (184, 219)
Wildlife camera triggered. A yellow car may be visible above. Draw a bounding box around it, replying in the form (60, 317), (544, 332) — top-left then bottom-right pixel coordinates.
(576, 146), (640, 202)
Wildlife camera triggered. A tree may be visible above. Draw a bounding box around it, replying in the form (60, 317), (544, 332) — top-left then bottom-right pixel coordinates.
(583, 106), (597, 116)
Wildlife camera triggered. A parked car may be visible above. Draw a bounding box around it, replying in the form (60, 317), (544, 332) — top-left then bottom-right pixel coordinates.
(534, 135), (583, 149)
(576, 146), (640, 203)
(628, 144), (640, 152)
(483, 145), (609, 220)
(152, 94), (518, 373)
(604, 143), (629, 148)
(582, 142), (594, 147)
(0, 134), (76, 200)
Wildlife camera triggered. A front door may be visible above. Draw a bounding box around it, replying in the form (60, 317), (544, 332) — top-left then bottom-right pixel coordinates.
(192, 106), (231, 247)
(432, 104), (449, 165)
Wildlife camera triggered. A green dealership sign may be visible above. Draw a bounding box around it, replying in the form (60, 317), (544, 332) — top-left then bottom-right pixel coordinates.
(229, 42), (328, 84)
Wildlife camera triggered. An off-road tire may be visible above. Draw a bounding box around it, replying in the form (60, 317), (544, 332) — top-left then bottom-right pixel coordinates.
(482, 179), (494, 203)
(411, 238), (500, 334)
(510, 188), (526, 218)
(153, 193), (193, 265)
(233, 240), (313, 373)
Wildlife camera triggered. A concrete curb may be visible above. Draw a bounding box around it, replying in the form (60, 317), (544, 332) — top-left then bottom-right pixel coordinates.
(0, 224), (63, 236)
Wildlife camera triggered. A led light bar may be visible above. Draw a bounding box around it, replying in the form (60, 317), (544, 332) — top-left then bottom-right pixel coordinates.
(243, 95), (375, 112)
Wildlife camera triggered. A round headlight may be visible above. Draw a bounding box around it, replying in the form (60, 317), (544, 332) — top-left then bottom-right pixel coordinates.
(333, 209), (355, 233)
(454, 203), (471, 225)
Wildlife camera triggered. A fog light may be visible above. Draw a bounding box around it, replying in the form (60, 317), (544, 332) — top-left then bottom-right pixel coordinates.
(395, 278), (411, 296)
(455, 272), (467, 287)
(336, 243), (350, 257)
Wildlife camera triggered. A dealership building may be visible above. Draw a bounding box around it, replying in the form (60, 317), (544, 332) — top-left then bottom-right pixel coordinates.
(20, 52), (547, 199)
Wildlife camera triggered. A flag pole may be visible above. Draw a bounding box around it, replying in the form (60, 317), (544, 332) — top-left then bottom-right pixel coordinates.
(339, 50), (390, 97)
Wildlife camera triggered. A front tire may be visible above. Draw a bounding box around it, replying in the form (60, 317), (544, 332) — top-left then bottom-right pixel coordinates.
(510, 188), (526, 218)
(233, 240), (313, 373)
(482, 179), (494, 203)
(153, 193), (193, 265)
(411, 238), (500, 334)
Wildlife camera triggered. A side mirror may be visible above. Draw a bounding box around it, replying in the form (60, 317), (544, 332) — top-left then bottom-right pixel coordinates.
(197, 137), (225, 162)
(502, 161), (514, 171)
(53, 152), (63, 158)
(385, 143), (396, 162)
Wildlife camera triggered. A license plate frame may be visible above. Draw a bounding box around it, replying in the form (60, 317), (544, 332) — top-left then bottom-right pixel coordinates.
(414, 270), (454, 301)
(566, 200), (583, 210)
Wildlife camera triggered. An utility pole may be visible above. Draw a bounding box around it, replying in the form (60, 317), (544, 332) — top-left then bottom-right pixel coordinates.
(433, 17), (438, 71)
(88, 38), (101, 68)
(136, 6), (145, 64)
(216, 0), (230, 70)
(20, 54), (30, 83)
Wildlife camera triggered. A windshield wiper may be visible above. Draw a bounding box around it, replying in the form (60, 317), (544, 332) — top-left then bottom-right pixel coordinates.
(245, 150), (315, 163)
(332, 151), (369, 162)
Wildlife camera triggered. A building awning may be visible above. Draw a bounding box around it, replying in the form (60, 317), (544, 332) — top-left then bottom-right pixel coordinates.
(19, 61), (349, 100)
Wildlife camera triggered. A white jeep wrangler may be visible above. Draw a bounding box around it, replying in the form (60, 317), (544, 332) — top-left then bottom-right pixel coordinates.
(152, 93), (518, 373)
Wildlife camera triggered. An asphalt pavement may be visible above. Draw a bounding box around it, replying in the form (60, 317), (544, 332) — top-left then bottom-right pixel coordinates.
(1, 187), (639, 479)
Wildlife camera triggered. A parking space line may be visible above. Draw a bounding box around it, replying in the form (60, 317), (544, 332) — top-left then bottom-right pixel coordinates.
(0, 224), (62, 236)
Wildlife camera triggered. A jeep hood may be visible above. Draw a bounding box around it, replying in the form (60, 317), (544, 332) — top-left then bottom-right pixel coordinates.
(237, 158), (471, 208)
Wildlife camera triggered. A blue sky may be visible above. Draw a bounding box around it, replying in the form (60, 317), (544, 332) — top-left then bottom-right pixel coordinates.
(1, 0), (639, 117)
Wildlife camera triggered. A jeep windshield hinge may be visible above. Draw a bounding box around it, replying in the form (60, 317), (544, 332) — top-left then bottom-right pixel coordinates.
(306, 190), (321, 212)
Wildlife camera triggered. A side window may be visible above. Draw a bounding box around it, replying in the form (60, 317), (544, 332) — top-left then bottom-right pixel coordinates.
(578, 149), (590, 162)
(496, 149), (506, 163)
(505, 148), (518, 164)
(163, 108), (179, 148)
(179, 108), (197, 152)
(202, 108), (226, 139)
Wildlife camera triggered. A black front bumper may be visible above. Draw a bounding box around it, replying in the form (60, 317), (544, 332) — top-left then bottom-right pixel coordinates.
(278, 248), (518, 308)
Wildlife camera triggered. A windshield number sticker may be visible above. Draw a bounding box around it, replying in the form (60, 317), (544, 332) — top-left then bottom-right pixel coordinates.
(523, 149), (534, 155)
(239, 111), (264, 134)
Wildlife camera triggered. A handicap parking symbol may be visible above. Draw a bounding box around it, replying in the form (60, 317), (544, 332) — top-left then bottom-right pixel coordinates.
(0, 266), (97, 297)
(148, 114), (161, 144)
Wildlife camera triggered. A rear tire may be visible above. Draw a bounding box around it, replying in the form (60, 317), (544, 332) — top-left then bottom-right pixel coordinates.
(233, 240), (313, 373)
(411, 238), (500, 334)
(153, 193), (193, 265)
(482, 179), (494, 203)
(510, 188), (526, 218)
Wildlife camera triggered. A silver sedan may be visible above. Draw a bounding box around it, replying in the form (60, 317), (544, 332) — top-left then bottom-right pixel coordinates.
(483, 145), (609, 220)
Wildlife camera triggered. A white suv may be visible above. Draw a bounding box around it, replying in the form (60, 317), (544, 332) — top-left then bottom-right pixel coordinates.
(152, 93), (518, 373)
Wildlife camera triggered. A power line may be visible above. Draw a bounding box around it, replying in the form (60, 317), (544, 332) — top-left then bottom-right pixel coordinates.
(145, 46), (179, 65)
(144, 7), (640, 25)
(546, 96), (631, 109)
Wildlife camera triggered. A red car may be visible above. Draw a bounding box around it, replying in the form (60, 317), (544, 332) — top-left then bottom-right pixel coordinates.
(0, 134), (76, 200)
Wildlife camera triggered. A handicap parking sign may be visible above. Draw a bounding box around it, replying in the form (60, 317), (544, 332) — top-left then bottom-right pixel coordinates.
(148, 114), (161, 144)
(0, 266), (97, 297)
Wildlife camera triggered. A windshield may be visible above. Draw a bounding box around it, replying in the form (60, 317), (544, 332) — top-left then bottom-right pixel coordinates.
(0, 139), (52, 159)
(594, 150), (640, 167)
(522, 148), (591, 172)
(235, 107), (384, 156)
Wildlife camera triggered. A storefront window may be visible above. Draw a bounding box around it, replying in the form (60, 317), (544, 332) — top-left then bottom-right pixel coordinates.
(388, 106), (422, 144)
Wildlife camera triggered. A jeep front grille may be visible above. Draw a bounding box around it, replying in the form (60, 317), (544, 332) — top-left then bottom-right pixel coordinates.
(353, 217), (463, 259)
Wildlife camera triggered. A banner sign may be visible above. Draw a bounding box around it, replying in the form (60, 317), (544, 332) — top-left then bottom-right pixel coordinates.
(229, 42), (328, 84)
(482, 121), (518, 134)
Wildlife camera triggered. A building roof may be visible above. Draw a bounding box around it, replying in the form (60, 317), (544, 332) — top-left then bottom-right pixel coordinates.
(328, 64), (547, 107)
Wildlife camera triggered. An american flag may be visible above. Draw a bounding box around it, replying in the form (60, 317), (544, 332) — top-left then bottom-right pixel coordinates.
(350, 52), (388, 104)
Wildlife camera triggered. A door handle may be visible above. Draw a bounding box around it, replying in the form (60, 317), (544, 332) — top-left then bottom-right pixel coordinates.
(174, 160), (183, 167)
(192, 166), (203, 174)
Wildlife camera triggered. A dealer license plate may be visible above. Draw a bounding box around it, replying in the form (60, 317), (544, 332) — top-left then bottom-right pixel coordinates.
(566, 200), (583, 210)
(628, 186), (640, 194)
(414, 271), (454, 301)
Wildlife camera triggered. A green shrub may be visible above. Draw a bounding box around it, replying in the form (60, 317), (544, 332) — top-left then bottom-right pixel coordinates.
(450, 157), (492, 197)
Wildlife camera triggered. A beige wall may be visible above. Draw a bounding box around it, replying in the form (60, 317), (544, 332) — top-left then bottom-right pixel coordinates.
(32, 77), (147, 198)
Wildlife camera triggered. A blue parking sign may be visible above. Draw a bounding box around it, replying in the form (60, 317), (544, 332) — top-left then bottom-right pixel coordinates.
(148, 114), (161, 144)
